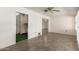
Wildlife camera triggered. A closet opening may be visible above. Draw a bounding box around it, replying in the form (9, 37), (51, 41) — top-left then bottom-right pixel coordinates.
(42, 18), (49, 35)
(16, 12), (28, 42)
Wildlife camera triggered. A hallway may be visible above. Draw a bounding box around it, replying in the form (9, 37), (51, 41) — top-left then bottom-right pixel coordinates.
(0, 33), (78, 51)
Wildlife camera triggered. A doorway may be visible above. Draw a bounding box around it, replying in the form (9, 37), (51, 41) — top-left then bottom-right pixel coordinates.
(42, 18), (48, 34)
(16, 12), (28, 42)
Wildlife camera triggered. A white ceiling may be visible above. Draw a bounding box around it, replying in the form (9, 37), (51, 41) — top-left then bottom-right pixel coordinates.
(26, 7), (47, 12)
(26, 7), (79, 16)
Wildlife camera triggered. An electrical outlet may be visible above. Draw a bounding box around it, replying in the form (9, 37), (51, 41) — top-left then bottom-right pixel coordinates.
(38, 33), (41, 36)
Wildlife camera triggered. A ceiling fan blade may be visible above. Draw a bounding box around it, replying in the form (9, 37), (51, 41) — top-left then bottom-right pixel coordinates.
(44, 7), (60, 13)
(44, 9), (48, 12)
(47, 7), (54, 10)
(52, 10), (60, 12)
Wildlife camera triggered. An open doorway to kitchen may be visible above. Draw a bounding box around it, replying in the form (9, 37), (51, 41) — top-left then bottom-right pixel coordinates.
(42, 18), (49, 34)
(16, 12), (28, 42)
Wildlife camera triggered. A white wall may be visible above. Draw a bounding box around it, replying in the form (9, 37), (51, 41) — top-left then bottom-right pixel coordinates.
(51, 16), (76, 35)
(76, 10), (79, 47)
(50, 7), (78, 35)
(0, 8), (16, 49)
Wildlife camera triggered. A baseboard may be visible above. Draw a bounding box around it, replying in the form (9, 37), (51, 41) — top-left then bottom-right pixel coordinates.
(48, 32), (76, 36)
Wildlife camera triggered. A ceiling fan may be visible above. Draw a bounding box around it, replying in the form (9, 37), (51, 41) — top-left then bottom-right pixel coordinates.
(44, 7), (60, 12)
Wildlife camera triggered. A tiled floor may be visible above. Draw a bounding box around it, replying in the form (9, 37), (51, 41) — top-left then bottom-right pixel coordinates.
(0, 33), (78, 51)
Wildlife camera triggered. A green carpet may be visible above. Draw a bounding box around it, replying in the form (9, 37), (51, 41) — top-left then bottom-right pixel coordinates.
(16, 34), (27, 42)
